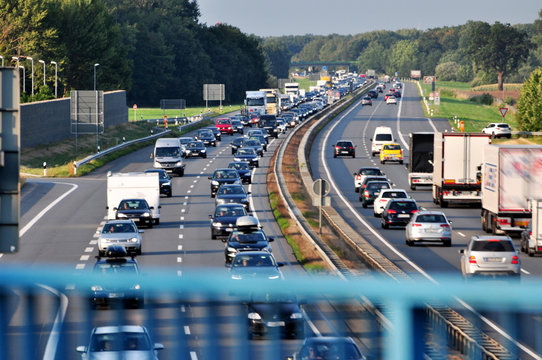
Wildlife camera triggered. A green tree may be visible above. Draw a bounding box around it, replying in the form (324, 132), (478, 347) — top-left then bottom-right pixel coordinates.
(435, 62), (460, 81)
(388, 40), (419, 77)
(261, 39), (291, 79)
(466, 21), (531, 91)
(516, 67), (542, 131)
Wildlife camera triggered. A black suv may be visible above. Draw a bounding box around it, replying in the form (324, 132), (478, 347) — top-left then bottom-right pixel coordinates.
(115, 199), (155, 228)
(258, 115), (279, 138)
(224, 226), (274, 264)
(381, 199), (419, 229)
(209, 204), (247, 239)
(367, 89), (378, 98)
(360, 180), (391, 208)
(332, 140), (356, 158)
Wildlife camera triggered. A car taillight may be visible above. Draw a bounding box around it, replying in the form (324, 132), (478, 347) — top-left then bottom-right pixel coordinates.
(411, 223), (422, 227)
(379, 199), (387, 202)
(364, 190), (369, 198)
(469, 256), (477, 264)
(349, 147), (354, 149)
(335, 146), (340, 150)
(356, 175), (361, 180)
(411, 210), (419, 213)
(440, 224), (450, 228)
(387, 209), (397, 214)
(511, 256), (519, 265)
(530, 231), (533, 236)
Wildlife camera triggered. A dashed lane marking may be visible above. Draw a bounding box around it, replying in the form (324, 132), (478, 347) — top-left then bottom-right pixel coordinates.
(80, 255), (90, 261)
(84, 247), (94, 253)
(75, 264), (85, 270)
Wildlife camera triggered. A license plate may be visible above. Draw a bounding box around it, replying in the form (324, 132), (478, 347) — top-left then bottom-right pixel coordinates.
(131, 218), (139, 222)
(109, 293), (124, 298)
(266, 321), (285, 327)
(341, 151), (349, 154)
(225, 228), (233, 232)
(398, 214), (410, 218)
(485, 257), (503, 262)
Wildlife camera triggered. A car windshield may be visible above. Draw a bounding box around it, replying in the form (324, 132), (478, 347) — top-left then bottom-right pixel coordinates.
(244, 140), (259, 146)
(382, 191), (407, 199)
(179, 138), (191, 144)
(217, 119), (230, 125)
(199, 131), (212, 137)
(415, 214), (447, 223)
(231, 231), (265, 243)
(229, 163), (249, 170)
(187, 142), (201, 148)
(103, 223), (136, 234)
(155, 147), (180, 157)
(375, 134), (392, 141)
(471, 240), (514, 252)
(367, 182), (390, 190)
(360, 168), (382, 176)
(299, 342), (361, 360)
(384, 144), (401, 150)
(94, 262), (138, 275)
(90, 332), (151, 352)
(337, 142), (352, 147)
(238, 149), (255, 156)
(214, 170), (238, 179)
(390, 201), (417, 211)
(250, 292), (296, 303)
(118, 200), (148, 210)
(232, 254), (275, 267)
(215, 206), (246, 217)
(219, 186), (244, 195)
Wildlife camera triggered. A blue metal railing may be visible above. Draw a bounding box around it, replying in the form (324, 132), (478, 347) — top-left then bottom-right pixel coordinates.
(0, 266), (540, 360)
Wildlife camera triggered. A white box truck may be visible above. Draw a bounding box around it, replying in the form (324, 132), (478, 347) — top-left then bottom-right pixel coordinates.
(408, 132), (434, 190)
(245, 91), (267, 115)
(481, 145), (542, 234)
(107, 172), (161, 224)
(153, 137), (185, 176)
(521, 199), (542, 256)
(432, 132), (491, 207)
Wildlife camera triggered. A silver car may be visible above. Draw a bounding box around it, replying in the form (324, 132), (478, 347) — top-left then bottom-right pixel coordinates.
(405, 211), (452, 247)
(98, 220), (143, 256)
(459, 235), (520, 278)
(76, 325), (163, 359)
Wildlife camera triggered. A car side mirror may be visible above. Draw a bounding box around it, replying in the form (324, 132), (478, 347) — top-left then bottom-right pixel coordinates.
(247, 191), (251, 195)
(158, 205), (161, 209)
(76, 346), (87, 353)
(150, 153), (154, 159)
(209, 215), (213, 219)
(221, 238), (227, 243)
(154, 343), (164, 351)
(149, 206), (154, 210)
(139, 230), (144, 233)
(277, 262), (285, 267)
(370, 138), (373, 141)
(208, 176), (212, 180)
(448, 220), (453, 224)
(269, 237), (275, 242)
(113, 207), (118, 211)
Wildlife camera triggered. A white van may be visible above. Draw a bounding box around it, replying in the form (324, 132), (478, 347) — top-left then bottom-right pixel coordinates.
(371, 126), (394, 156)
(153, 138), (185, 176)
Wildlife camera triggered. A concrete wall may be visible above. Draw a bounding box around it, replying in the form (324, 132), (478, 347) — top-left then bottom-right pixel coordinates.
(21, 90), (127, 149)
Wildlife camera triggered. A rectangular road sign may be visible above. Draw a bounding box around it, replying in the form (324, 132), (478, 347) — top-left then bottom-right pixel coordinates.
(203, 84), (225, 101)
(423, 76), (435, 84)
(71, 90), (104, 134)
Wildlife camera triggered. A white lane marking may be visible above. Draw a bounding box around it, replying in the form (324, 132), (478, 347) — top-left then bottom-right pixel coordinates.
(184, 326), (191, 335)
(197, 175), (201, 179)
(180, 225), (184, 230)
(89, 240), (97, 245)
(190, 351), (198, 360)
(190, 185), (194, 189)
(79, 255), (90, 261)
(183, 202), (187, 206)
(181, 209), (186, 213)
(185, 196), (189, 200)
(521, 269), (531, 275)
(301, 308), (321, 336)
(187, 190), (191, 194)
(323, 84), (540, 358)
(178, 245), (183, 250)
(179, 234), (184, 239)
(177, 270), (182, 277)
(92, 233), (99, 238)
(41, 285), (69, 360)
(457, 232), (466, 237)
(177, 257), (182, 263)
(75, 264), (85, 270)
(20, 182), (78, 237)
(84, 247), (93, 253)
(180, 216), (185, 221)
(193, 180), (197, 183)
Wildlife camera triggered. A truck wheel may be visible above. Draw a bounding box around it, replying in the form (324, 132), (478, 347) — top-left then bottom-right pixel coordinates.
(528, 247), (535, 257)
(362, 201), (367, 208)
(410, 183), (416, 190)
(490, 215), (497, 234)
(443, 240), (451, 247)
(399, 160), (403, 164)
(381, 222), (389, 229)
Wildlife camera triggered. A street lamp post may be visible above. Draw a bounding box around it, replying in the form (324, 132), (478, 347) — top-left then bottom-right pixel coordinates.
(51, 61), (58, 98)
(27, 57), (34, 96)
(94, 63), (100, 91)
(38, 60), (46, 86)
(18, 65), (25, 92)
(0, 55), (4, 67)
(11, 56), (19, 69)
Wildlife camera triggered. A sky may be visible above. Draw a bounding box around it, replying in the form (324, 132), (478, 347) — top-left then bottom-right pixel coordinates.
(196, 0), (541, 37)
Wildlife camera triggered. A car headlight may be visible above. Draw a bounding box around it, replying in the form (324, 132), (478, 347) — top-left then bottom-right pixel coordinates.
(117, 213), (127, 218)
(227, 247), (237, 253)
(201, 149), (206, 153)
(91, 285), (103, 291)
(212, 222), (222, 228)
(128, 237), (138, 243)
(211, 180), (219, 186)
(248, 312), (261, 320)
(290, 312), (303, 319)
(164, 181), (171, 186)
(175, 161), (183, 166)
(216, 199), (226, 205)
(234, 157), (241, 162)
(153, 161), (162, 168)
(131, 284), (141, 290)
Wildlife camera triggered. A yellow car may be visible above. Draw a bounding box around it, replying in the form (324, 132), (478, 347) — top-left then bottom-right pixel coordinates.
(380, 143), (403, 164)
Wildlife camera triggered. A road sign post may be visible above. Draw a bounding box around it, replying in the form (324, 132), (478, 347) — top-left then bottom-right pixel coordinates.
(313, 179), (330, 234)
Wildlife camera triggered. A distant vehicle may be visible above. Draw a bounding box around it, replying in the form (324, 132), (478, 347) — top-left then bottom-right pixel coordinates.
(373, 189), (409, 217)
(184, 140), (207, 158)
(215, 117), (234, 135)
(206, 126), (222, 141)
(144, 169), (172, 197)
(386, 95), (397, 105)
(76, 325), (163, 358)
(333, 140), (356, 158)
(224, 216), (272, 264)
(98, 220), (143, 256)
(231, 119), (244, 134)
(178, 136), (192, 157)
(258, 114), (279, 138)
(152, 138), (184, 176)
(380, 199), (419, 229)
(360, 180), (391, 208)
(353, 167), (386, 193)
(361, 96), (372, 106)
(405, 211), (452, 247)
(231, 137), (244, 155)
(209, 203), (247, 239)
(460, 235), (520, 278)
(380, 143), (403, 164)
(242, 138), (264, 156)
(229, 251), (284, 280)
(287, 336), (366, 360)
(371, 126), (394, 156)
(228, 161), (252, 184)
(115, 199), (155, 228)
(208, 168), (242, 197)
(246, 91), (267, 115)
(520, 200), (542, 256)
(367, 90), (378, 98)
(215, 184), (251, 211)
(481, 122), (512, 138)
(90, 245), (144, 308)
(359, 176), (388, 196)
(195, 129), (216, 147)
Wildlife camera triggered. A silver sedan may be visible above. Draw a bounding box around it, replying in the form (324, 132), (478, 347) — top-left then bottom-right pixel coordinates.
(405, 211), (452, 247)
(98, 220), (143, 256)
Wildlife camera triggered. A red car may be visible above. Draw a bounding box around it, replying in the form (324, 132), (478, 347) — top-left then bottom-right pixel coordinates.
(215, 118), (234, 135)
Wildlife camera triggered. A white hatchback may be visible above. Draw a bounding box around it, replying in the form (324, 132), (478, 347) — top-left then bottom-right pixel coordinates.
(373, 189), (409, 217)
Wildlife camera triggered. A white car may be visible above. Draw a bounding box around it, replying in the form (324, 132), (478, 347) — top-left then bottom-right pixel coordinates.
(373, 189), (409, 217)
(481, 123), (511, 138)
(386, 96), (397, 105)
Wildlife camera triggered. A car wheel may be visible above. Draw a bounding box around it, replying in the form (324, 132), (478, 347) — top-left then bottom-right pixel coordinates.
(362, 201), (367, 208)
(148, 222), (153, 229)
(528, 247), (535, 257)
(167, 192), (172, 198)
(179, 168), (184, 177)
(203, 154), (207, 158)
(213, 143), (216, 147)
(333, 153), (337, 158)
(211, 232), (217, 240)
(211, 193), (215, 198)
(255, 163), (259, 168)
(371, 152), (375, 157)
(355, 187), (359, 193)
(137, 248), (142, 255)
(405, 239), (412, 246)
(399, 160), (403, 164)
(380, 160), (384, 164)
(410, 184), (416, 190)
(99, 250), (105, 257)
(381, 221), (389, 229)
(443, 240), (451, 247)
(352, 153), (355, 158)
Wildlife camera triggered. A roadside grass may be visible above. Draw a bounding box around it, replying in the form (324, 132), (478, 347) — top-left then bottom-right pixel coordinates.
(295, 78), (317, 91)
(128, 104), (242, 121)
(418, 81), (519, 132)
(21, 117), (213, 177)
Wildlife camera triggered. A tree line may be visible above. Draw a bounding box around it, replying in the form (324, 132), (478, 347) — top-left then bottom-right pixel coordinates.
(0, 0), (268, 106)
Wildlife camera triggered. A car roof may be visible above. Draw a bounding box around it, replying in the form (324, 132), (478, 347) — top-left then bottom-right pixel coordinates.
(104, 219), (136, 225)
(413, 210), (447, 216)
(471, 235), (512, 241)
(93, 325), (146, 334)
